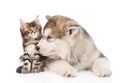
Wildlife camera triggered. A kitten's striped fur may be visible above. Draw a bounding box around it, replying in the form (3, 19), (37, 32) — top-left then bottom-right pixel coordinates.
(16, 16), (46, 73)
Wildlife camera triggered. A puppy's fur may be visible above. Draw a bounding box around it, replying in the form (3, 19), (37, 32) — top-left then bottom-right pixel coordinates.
(37, 15), (112, 77)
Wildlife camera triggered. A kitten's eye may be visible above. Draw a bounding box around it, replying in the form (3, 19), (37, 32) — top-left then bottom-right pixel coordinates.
(23, 32), (29, 38)
(35, 27), (39, 31)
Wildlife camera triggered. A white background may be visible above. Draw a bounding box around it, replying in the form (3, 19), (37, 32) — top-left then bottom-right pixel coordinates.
(0, 0), (120, 83)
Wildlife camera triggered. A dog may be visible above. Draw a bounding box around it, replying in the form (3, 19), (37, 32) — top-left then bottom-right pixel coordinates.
(37, 15), (112, 77)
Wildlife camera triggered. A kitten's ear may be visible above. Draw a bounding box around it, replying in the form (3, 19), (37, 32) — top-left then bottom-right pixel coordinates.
(34, 15), (39, 22)
(66, 25), (80, 37)
(20, 19), (25, 29)
(46, 15), (52, 20)
(20, 19), (25, 26)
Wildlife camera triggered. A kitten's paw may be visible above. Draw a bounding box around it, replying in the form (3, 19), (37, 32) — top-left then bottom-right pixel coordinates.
(31, 68), (41, 73)
(93, 66), (112, 77)
(21, 68), (31, 74)
(31, 60), (43, 73)
(16, 66), (23, 73)
(21, 60), (31, 74)
(16, 62), (31, 74)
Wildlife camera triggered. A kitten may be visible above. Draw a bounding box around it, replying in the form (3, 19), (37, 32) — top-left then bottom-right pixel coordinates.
(16, 16), (46, 73)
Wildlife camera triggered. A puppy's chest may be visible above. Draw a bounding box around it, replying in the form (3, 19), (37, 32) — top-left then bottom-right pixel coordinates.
(69, 55), (81, 65)
(68, 48), (83, 65)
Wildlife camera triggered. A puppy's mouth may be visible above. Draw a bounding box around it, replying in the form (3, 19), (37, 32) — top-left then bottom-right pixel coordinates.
(37, 48), (61, 59)
(39, 49), (55, 57)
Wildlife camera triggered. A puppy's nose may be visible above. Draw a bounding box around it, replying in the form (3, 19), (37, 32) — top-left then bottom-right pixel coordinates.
(36, 46), (40, 51)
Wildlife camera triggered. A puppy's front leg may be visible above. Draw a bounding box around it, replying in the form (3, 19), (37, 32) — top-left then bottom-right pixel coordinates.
(44, 60), (78, 77)
(92, 54), (112, 77)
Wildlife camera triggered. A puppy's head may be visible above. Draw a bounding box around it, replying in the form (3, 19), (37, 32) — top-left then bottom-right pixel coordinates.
(37, 15), (80, 59)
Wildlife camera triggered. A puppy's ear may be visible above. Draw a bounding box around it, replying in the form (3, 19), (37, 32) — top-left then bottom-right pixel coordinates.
(66, 25), (80, 37)
(46, 15), (52, 20)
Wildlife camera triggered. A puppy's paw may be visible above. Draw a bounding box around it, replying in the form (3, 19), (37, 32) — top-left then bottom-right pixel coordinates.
(45, 60), (77, 77)
(92, 58), (112, 77)
(62, 67), (77, 77)
(93, 66), (112, 77)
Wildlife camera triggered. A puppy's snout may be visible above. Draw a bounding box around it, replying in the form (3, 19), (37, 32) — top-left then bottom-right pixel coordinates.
(36, 46), (40, 51)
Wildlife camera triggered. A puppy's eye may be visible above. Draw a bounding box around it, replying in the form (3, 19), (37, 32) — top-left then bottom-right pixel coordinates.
(47, 36), (54, 42)
(47, 36), (52, 40)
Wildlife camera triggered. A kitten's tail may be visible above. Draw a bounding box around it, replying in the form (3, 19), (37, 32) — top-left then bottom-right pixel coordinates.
(16, 66), (23, 73)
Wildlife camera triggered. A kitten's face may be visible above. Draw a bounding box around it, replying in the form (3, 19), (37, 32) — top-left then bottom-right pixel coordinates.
(20, 16), (42, 39)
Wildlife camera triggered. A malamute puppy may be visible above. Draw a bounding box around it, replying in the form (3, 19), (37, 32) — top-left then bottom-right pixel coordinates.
(37, 15), (112, 77)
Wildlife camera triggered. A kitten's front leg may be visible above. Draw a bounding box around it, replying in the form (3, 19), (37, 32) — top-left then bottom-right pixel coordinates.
(31, 60), (43, 73)
(31, 53), (43, 73)
(18, 53), (31, 74)
(22, 59), (31, 73)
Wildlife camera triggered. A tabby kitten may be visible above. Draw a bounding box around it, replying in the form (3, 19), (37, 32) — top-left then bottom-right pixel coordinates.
(16, 16), (45, 73)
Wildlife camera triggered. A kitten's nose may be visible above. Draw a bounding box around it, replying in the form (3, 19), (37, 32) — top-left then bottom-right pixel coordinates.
(36, 46), (40, 51)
